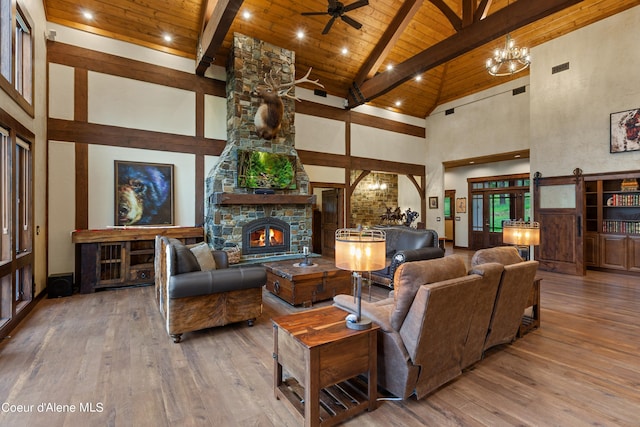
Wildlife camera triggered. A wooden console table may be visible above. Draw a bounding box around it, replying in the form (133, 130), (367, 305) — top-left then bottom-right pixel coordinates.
(518, 277), (541, 337)
(272, 306), (379, 427)
(72, 226), (203, 293)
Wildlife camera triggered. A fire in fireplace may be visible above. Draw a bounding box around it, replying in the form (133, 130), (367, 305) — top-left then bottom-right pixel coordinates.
(242, 217), (290, 255)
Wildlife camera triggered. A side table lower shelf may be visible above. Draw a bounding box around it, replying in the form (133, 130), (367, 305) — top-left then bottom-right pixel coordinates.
(276, 376), (372, 425)
(518, 277), (541, 337)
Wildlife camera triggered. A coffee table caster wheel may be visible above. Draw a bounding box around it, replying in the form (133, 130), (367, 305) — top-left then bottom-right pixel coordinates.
(171, 334), (182, 343)
(248, 319), (255, 327)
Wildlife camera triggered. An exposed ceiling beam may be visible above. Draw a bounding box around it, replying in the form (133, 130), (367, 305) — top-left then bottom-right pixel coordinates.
(429, 0), (462, 31)
(462, 0), (475, 27)
(347, 0), (583, 108)
(356, 0), (424, 83)
(196, 0), (244, 76)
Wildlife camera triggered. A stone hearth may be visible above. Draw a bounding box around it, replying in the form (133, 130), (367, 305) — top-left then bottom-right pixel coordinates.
(204, 34), (314, 262)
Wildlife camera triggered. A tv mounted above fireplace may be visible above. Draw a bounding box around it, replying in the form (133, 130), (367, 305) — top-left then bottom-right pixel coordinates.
(237, 149), (296, 190)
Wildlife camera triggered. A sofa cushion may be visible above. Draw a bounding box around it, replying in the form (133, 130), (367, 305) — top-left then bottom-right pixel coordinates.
(189, 242), (217, 271)
(395, 230), (433, 251)
(173, 242), (201, 274)
(168, 266), (266, 299)
(390, 255), (467, 331)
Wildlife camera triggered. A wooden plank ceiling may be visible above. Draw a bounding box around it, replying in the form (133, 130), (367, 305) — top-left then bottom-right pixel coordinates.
(44, 0), (640, 118)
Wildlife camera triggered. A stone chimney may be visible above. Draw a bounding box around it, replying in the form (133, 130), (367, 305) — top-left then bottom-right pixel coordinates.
(204, 34), (314, 262)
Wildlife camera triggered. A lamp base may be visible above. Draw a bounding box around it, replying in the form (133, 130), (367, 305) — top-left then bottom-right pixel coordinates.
(346, 316), (372, 330)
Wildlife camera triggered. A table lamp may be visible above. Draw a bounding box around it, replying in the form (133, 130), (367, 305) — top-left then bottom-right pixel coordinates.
(335, 228), (386, 330)
(502, 220), (540, 260)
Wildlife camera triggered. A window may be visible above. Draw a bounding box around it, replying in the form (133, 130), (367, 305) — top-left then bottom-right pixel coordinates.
(0, 0), (34, 109)
(0, 127), (9, 266)
(14, 7), (32, 103)
(0, 0), (11, 82)
(0, 126), (34, 332)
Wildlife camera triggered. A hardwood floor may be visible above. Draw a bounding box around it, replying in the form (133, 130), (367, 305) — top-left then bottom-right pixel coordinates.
(1, 250), (639, 426)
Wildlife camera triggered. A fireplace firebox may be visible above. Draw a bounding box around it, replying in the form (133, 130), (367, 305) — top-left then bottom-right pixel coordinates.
(242, 218), (290, 255)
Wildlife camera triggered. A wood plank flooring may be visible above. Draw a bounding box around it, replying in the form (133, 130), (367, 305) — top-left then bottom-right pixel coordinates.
(1, 250), (639, 426)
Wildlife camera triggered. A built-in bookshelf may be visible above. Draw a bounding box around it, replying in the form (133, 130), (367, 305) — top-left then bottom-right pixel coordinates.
(584, 173), (640, 274)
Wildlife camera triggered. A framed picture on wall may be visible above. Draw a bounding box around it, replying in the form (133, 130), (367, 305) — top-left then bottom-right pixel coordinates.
(456, 197), (466, 213)
(610, 108), (640, 153)
(115, 161), (174, 226)
(429, 196), (438, 209)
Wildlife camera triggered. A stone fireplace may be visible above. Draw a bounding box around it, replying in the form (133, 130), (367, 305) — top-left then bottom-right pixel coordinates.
(204, 34), (314, 262)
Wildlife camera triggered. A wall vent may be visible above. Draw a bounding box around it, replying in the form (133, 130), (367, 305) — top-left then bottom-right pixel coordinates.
(512, 86), (526, 96)
(314, 89), (327, 97)
(552, 62), (570, 74)
(445, 108), (455, 115)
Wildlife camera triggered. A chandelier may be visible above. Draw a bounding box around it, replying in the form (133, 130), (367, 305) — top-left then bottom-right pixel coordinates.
(486, 34), (531, 76)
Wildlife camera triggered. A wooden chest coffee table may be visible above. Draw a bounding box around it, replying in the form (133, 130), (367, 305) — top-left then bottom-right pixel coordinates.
(263, 257), (352, 306)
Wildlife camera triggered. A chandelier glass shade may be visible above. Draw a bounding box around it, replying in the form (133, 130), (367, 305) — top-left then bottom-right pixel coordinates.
(486, 34), (531, 76)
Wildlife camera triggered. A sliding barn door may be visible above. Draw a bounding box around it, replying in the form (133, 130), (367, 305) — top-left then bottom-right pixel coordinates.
(534, 174), (585, 275)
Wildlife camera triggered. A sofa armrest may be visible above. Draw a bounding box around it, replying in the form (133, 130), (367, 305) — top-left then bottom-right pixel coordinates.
(389, 247), (445, 284)
(333, 294), (396, 333)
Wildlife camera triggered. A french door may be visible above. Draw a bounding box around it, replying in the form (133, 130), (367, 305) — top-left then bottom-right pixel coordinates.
(469, 174), (531, 250)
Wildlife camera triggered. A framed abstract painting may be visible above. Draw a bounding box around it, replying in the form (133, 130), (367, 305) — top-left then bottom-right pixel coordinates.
(610, 108), (640, 153)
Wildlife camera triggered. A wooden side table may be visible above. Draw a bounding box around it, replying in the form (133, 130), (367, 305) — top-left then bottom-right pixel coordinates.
(272, 306), (379, 427)
(518, 277), (541, 337)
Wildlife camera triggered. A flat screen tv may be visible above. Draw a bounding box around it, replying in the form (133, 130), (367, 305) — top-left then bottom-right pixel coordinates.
(237, 149), (297, 189)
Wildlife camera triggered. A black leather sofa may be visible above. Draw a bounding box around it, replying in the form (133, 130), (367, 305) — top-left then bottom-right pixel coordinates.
(369, 226), (444, 288)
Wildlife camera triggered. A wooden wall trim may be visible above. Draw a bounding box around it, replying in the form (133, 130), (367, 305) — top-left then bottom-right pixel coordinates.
(75, 144), (89, 230)
(296, 99), (425, 138)
(48, 119), (226, 156)
(350, 156), (424, 176)
(74, 68), (88, 122)
(47, 41), (225, 97)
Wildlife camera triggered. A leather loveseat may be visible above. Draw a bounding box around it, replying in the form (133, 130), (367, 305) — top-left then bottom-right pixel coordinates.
(155, 236), (266, 343)
(369, 226), (444, 288)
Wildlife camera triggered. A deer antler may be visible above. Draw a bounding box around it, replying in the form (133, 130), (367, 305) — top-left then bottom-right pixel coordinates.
(278, 67), (324, 101)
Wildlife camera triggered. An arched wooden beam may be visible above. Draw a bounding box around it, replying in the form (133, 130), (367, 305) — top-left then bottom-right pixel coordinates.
(350, 170), (371, 193)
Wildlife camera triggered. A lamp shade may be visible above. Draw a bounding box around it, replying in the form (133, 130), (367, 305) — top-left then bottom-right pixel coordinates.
(502, 221), (540, 246)
(335, 229), (386, 272)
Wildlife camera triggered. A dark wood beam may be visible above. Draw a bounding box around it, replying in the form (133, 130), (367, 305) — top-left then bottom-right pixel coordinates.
(462, 0), (475, 27)
(355, 0), (424, 84)
(196, 0), (244, 76)
(347, 0), (583, 108)
(429, 0), (462, 31)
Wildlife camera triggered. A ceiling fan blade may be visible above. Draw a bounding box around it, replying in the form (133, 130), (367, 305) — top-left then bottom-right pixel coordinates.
(322, 17), (337, 34)
(301, 11), (329, 16)
(343, 0), (369, 13)
(340, 14), (363, 30)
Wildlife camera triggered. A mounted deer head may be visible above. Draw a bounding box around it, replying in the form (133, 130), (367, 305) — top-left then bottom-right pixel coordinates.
(253, 67), (324, 140)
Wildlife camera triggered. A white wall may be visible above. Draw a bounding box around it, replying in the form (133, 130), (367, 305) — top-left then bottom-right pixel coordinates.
(48, 142), (76, 274)
(444, 159), (530, 247)
(426, 77), (530, 238)
(530, 6), (640, 176)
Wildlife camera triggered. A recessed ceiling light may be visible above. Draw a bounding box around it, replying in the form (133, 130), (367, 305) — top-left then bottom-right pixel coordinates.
(514, 154), (521, 158)
(341, 47), (348, 55)
(469, 161), (475, 164)
(82, 11), (93, 20)
(415, 75), (422, 82)
(242, 10), (251, 19)
(386, 64), (393, 71)
(395, 101), (402, 107)
(163, 34), (172, 42)
(296, 30), (305, 39)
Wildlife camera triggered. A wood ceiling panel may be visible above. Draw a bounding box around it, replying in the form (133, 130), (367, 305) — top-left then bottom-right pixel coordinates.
(44, 0), (640, 118)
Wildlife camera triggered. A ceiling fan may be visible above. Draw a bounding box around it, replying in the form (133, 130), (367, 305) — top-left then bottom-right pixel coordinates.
(301, 0), (369, 35)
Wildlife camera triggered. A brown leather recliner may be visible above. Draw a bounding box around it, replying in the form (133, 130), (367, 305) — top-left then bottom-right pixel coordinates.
(334, 255), (492, 399)
(155, 236), (266, 343)
(471, 246), (539, 351)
